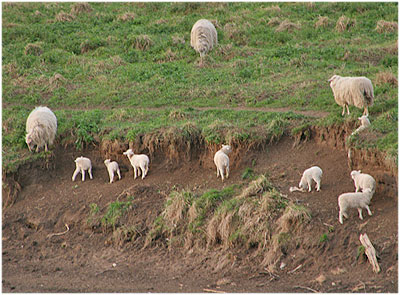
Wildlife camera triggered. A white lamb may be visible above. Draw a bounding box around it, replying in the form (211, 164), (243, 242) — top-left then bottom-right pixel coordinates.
(350, 170), (376, 194)
(104, 159), (121, 183)
(123, 149), (149, 180)
(298, 166), (323, 192)
(190, 19), (218, 60)
(328, 75), (374, 116)
(25, 106), (57, 152)
(213, 144), (232, 182)
(338, 188), (374, 224)
(72, 156), (93, 182)
(351, 115), (371, 135)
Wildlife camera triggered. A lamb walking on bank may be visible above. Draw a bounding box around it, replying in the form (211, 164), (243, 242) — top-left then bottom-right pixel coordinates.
(25, 106), (57, 152)
(351, 170), (376, 193)
(72, 156), (93, 182)
(123, 149), (149, 180)
(191, 19), (218, 61)
(214, 144), (232, 182)
(104, 159), (121, 183)
(328, 75), (374, 116)
(338, 188), (374, 224)
(291, 166), (323, 192)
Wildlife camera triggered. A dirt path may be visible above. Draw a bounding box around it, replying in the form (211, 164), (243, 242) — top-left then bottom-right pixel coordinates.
(2, 137), (397, 292)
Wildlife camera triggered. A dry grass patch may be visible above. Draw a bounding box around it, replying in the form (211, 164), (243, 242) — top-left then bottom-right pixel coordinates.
(24, 42), (43, 56)
(275, 19), (300, 32)
(172, 35), (185, 45)
(71, 2), (92, 15)
(223, 23), (249, 46)
(49, 73), (67, 90)
(315, 16), (329, 28)
(335, 15), (355, 32)
(376, 20), (398, 33)
(118, 12), (135, 22)
(267, 17), (281, 27)
(376, 71), (398, 86)
(132, 35), (154, 51)
(55, 11), (75, 22)
(264, 5), (281, 13)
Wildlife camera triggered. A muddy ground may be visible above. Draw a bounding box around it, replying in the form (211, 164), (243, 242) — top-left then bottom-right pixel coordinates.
(2, 136), (398, 292)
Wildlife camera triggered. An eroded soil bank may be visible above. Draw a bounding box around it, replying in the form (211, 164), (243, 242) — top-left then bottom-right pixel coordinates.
(2, 130), (397, 292)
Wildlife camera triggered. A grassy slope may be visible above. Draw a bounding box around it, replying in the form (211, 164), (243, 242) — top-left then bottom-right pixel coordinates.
(2, 2), (398, 172)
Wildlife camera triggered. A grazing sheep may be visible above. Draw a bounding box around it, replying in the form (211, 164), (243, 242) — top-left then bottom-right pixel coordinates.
(213, 144), (232, 182)
(72, 156), (93, 182)
(328, 75), (374, 116)
(123, 149), (149, 180)
(350, 170), (376, 194)
(104, 159), (121, 183)
(25, 106), (57, 152)
(351, 115), (371, 135)
(298, 166), (323, 192)
(338, 188), (374, 224)
(190, 19), (218, 61)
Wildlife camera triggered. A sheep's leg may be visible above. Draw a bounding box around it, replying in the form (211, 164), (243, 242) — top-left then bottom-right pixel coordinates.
(144, 164), (148, 176)
(363, 107), (368, 116)
(357, 208), (364, 220)
(141, 166), (146, 179)
(339, 211), (343, 224)
(220, 168), (225, 182)
(72, 167), (80, 181)
(133, 166), (137, 179)
(307, 180), (312, 192)
(346, 104), (350, 115)
(355, 185), (360, 193)
(315, 179), (321, 191)
(226, 166), (229, 179)
(341, 105), (346, 116)
(109, 171), (113, 183)
(35, 145), (40, 152)
(366, 205), (372, 216)
(117, 169), (121, 180)
(88, 168), (93, 179)
(82, 169), (85, 181)
(216, 167), (220, 178)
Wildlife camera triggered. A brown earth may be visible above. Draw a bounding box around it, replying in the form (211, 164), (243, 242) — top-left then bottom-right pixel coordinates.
(2, 133), (398, 293)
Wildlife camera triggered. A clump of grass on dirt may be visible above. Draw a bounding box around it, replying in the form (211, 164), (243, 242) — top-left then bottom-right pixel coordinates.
(376, 20), (398, 33)
(145, 175), (311, 270)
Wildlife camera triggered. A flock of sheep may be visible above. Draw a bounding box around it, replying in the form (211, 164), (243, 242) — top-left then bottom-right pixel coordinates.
(24, 19), (377, 225)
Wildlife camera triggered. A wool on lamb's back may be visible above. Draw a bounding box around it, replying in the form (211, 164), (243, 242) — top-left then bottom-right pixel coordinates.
(25, 106), (57, 152)
(328, 75), (374, 116)
(190, 19), (218, 58)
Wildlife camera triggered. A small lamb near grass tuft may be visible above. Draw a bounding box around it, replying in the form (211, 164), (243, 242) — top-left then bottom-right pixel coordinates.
(104, 159), (121, 183)
(338, 188), (374, 224)
(72, 156), (93, 182)
(351, 115), (371, 135)
(298, 166), (323, 192)
(350, 170), (376, 193)
(213, 144), (232, 182)
(123, 149), (149, 180)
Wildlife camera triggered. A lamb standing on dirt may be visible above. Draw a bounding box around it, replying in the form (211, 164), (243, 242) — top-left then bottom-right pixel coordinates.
(351, 170), (376, 193)
(190, 19), (218, 61)
(338, 188), (374, 224)
(72, 156), (93, 182)
(295, 166), (323, 192)
(123, 149), (149, 180)
(328, 75), (374, 116)
(104, 159), (121, 183)
(351, 115), (371, 135)
(25, 106), (57, 152)
(214, 144), (232, 182)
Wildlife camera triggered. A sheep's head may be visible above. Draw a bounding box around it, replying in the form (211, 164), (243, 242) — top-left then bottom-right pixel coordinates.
(123, 149), (134, 158)
(221, 144), (232, 154)
(350, 170), (361, 180)
(328, 75), (340, 85)
(104, 159), (111, 165)
(25, 134), (35, 152)
(298, 177), (308, 190)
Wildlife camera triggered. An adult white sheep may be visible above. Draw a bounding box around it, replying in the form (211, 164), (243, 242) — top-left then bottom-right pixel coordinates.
(72, 156), (93, 182)
(351, 115), (371, 135)
(338, 188), (374, 224)
(298, 166), (323, 192)
(328, 75), (374, 116)
(25, 106), (57, 152)
(213, 144), (232, 182)
(104, 159), (121, 183)
(190, 19), (218, 60)
(350, 170), (376, 194)
(123, 149), (149, 180)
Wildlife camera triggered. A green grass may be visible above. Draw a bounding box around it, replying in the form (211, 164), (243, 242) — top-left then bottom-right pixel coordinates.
(2, 2), (398, 172)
